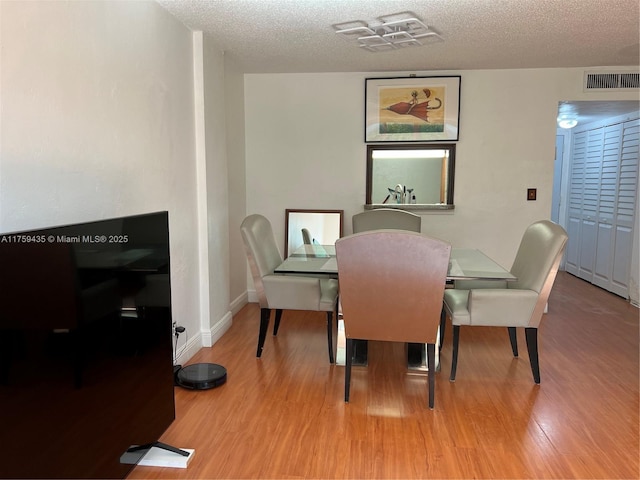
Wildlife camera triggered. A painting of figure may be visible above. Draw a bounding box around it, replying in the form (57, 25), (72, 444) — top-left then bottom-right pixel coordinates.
(378, 86), (446, 134)
(365, 76), (460, 142)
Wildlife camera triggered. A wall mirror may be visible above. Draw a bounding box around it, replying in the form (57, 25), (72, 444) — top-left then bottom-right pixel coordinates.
(366, 143), (455, 210)
(285, 209), (344, 258)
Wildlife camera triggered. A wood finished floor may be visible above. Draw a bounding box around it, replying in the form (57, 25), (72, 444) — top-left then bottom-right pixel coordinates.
(129, 272), (639, 479)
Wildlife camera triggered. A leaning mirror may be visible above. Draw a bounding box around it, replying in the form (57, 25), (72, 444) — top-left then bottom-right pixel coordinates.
(366, 143), (455, 210)
(285, 209), (344, 258)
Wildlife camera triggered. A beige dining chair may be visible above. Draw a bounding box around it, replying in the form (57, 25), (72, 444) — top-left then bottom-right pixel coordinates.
(301, 228), (312, 245)
(336, 230), (451, 409)
(349, 208), (423, 365)
(240, 214), (339, 363)
(442, 220), (568, 384)
(352, 208), (421, 233)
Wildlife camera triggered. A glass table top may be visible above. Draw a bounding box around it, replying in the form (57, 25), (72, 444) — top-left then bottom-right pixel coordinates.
(277, 246), (514, 281)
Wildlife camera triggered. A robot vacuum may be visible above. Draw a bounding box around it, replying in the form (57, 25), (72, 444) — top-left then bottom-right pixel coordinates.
(174, 363), (227, 390)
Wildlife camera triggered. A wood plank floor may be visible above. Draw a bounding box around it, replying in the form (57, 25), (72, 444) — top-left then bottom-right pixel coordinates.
(129, 272), (639, 479)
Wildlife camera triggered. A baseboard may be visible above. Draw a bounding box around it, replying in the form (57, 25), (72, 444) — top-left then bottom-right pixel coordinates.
(230, 292), (248, 315)
(247, 289), (257, 304)
(201, 311), (233, 347)
(175, 332), (202, 366)
(174, 311), (232, 363)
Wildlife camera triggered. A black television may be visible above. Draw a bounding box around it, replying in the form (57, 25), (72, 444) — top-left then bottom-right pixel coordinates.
(0, 211), (176, 479)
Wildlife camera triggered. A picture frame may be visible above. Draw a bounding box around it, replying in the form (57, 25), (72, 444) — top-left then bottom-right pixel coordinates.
(365, 76), (461, 143)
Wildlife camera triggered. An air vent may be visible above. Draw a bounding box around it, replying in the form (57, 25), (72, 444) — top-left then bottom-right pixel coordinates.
(584, 71), (640, 91)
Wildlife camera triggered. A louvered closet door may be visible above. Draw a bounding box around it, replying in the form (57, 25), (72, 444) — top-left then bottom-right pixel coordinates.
(592, 124), (623, 291)
(565, 131), (587, 276)
(610, 119), (639, 296)
(566, 118), (639, 297)
(579, 127), (604, 280)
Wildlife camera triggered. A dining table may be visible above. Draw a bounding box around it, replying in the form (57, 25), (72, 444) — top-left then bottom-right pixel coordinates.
(276, 244), (515, 369)
(278, 244), (514, 281)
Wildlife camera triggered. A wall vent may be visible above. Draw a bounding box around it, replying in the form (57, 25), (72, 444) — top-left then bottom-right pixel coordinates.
(584, 71), (640, 91)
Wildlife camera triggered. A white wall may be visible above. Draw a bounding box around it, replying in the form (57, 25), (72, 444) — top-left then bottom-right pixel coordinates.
(224, 54), (248, 312)
(200, 34), (233, 344)
(3, 1), (636, 361)
(244, 68), (640, 271)
(0, 0), (217, 362)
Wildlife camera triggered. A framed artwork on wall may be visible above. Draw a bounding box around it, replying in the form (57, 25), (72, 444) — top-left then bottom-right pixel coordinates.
(365, 76), (461, 143)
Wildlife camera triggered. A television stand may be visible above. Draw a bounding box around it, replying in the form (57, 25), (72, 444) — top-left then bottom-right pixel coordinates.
(120, 442), (195, 468)
(127, 442), (189, 456)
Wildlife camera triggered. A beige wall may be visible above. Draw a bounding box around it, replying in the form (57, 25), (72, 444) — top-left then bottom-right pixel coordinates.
(1, 1), (637, 355)
(199, 33), (233, 345)
(243, 69), (639, 274)
(0, 0), (229, 363)
(224, 55), (248, 312)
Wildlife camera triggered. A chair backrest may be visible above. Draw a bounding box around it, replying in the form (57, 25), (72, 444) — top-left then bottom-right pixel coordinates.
(240, 214), (283, 308)
(301, 228), (312, 245)
(509, 220), (568, 327)
(352, 209), (421, 233)
(336, 230), (451, 345)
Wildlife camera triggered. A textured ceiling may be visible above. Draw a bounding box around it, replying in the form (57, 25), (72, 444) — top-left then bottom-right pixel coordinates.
(156, 0), (640, 123)
(156, 0), (640, 74)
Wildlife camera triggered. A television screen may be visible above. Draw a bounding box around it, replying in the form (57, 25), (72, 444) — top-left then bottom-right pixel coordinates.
(0, 211), (175, 479)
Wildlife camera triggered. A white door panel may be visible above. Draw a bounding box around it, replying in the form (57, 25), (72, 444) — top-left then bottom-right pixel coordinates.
(593, 221), (613, 289)
(611, 225), (633, 297)
(565, 216), (581, 275)
(566, 118), (638, 298)
(578, 218), (596, 280)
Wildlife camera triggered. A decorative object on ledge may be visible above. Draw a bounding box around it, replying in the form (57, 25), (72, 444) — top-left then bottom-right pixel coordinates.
(366, 144), (455, 210)
(365, 76), (461, 142)
(333, 13), (443, 52)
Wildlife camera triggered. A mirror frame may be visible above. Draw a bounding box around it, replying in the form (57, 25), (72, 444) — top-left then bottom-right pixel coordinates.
(284, 209), (344, 258)
(365, 143), (456, 210)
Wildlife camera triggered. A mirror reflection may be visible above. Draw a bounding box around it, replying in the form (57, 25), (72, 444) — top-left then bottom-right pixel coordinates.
(285, 209), (344, 258)
(366, 144), (455, 209)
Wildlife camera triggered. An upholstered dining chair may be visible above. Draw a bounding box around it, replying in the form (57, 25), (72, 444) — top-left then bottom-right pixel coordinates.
(336, 230), (451, 409)
(301, 228), (312, 245)
(442, 220), (568, 384)
(240, 214), (339, 363)
(350, 208), (423, 366)
(352, 208), (421, 233)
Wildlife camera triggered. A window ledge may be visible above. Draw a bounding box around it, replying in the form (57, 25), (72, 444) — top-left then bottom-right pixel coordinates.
(365, 204), (455, 211)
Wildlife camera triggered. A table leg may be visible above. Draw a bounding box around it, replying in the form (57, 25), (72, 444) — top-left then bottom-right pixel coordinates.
(336, 319), (368, 366)
(352, 340), (368, 366)
(407, 326), (441, 372)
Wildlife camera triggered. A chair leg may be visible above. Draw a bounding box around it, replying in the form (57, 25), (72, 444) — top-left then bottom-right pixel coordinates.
(450, 325), (460, 382)
(427, 343), (436, 409)
(257, 308), (271, 357)
(272, 309), (283, 335)
(326, 311), (334, 363)
(508, 327), (519, 357)
(525, 327), (540, 384)
(345, 338), (353, 402)
(439, 307), (446, 351)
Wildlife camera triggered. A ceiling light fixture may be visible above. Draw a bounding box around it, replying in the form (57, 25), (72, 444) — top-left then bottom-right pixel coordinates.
(557, 102), (579, 129)
(334, 14), (443, 52)
(557, 113), (578, 129)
